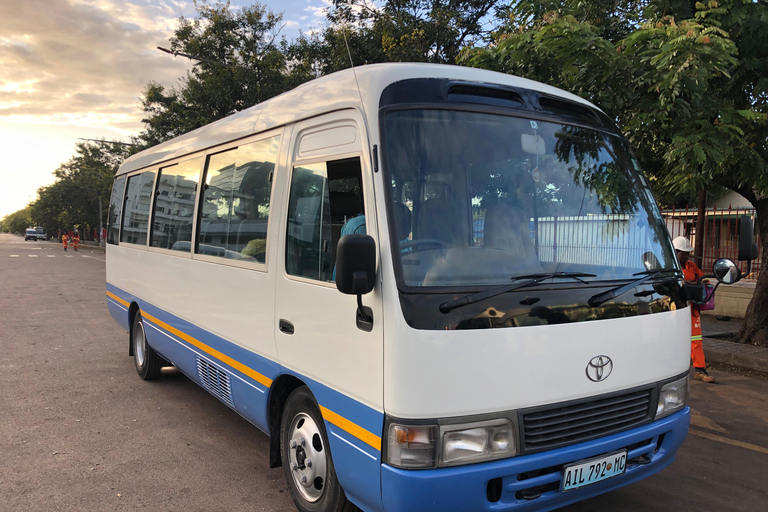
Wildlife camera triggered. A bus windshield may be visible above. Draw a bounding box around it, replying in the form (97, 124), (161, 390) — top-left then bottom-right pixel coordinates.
(382, 109), (676, 288)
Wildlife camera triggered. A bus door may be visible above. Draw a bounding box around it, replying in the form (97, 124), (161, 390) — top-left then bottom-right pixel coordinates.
(274, 112), (384, 507)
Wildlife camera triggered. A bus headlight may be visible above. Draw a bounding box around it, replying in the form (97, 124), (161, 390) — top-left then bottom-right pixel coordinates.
(386, 419), (517, 468)
(441, 419), (516, 466)
(656, 376), (689, 419)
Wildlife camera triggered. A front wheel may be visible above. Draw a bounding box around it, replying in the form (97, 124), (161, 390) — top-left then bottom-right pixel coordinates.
(132, 311), (162, 380)
(280, 387), (356, 512)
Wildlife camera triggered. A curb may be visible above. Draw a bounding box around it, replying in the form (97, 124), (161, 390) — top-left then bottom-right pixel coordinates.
(703, 337), (768, 374)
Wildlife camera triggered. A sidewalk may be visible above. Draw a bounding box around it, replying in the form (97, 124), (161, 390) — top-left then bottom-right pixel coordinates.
(701, 315), (768, 374)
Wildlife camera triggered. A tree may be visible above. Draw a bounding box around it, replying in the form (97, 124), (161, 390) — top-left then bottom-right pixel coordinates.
(325, 0), (503, 67)
(31, 141), (133, 238)
(0, 207), (33, 234)
(461, 0), (768, 346)
(139, 1), (311, 147)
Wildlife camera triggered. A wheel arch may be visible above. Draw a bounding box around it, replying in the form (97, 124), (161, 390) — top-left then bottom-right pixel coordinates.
(267, 374), (307, 468)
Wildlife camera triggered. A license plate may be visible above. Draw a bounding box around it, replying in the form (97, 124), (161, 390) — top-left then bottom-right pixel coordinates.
(561, 450), (627, 491)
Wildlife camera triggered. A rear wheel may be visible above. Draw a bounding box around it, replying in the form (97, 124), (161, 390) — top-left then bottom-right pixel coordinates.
(132, 311), (162, 380)
(280, 387), (356, 512)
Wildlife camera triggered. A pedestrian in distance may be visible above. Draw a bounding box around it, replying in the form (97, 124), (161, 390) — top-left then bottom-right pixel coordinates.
(673, 236), (715, 383)
(73, 231), (79, 252)
(62, 233), (69, 251)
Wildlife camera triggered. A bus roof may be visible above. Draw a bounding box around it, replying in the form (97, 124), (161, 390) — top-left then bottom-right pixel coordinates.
(117, 63), (599, 176)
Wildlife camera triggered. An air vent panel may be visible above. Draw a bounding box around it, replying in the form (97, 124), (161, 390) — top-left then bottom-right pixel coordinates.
(196, 356), (234, 407)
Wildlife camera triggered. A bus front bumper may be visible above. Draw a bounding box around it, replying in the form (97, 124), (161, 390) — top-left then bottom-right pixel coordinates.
(381, 407), (690, 512)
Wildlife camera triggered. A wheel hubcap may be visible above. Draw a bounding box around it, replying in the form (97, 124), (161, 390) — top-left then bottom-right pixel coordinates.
(133, 319), (146, 367)
(288, 412), (327, 502)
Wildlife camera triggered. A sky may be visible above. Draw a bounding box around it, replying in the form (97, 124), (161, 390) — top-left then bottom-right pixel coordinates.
(0, 0), (334, 219)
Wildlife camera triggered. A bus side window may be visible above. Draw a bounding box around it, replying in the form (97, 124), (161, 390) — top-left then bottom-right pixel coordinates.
(286, 157), (364, 282)
(121, 171), (156, 245)
(107, 175), (126, 245)
(196, 136), (279, 263)
(151, 158), (202, 252)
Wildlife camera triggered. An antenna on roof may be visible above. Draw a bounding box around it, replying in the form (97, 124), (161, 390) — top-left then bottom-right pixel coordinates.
(78, 138), (137, 147)
(341, 23), (375, 171)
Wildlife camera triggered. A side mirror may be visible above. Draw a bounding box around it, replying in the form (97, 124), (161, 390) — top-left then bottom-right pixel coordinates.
(738, 215), (758, 261)
(336, 234), (376, 295)
(713, 258), (740, 285)
(336, 234), (376, 332)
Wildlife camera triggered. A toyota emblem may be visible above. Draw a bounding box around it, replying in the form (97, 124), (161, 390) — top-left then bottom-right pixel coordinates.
(586, 355), (613, 382)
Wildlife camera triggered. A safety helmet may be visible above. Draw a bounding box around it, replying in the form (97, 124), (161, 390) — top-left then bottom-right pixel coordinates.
(672, 236), (694, 252)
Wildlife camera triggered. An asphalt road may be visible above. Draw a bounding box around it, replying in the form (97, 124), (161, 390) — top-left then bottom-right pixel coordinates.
(1, 232), (766, 511)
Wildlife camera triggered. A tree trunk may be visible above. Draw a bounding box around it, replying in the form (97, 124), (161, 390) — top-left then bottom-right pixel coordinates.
(734, 198), (768, 347)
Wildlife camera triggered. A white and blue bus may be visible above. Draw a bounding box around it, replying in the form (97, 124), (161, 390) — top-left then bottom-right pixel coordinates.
(105, 63), (750, 512)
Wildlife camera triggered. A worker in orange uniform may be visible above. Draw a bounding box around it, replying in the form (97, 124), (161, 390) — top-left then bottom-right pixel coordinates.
(72, 232), (80, 252)
(62, 233), (69, 251)
(673, 236), (715, 383)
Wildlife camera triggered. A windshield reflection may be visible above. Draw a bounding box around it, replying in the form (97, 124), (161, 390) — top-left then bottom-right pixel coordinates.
(383, 109), (676, 288)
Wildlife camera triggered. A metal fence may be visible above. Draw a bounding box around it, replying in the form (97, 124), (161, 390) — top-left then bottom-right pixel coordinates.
(472, 207), (760, 280)
(662, 206), (760, 281)
(534, 215), (654, 268)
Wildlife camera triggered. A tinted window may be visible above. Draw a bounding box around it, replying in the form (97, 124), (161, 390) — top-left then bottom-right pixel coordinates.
(151, 158), (202, 251)
(286, 157), (364, 282)
(107, 175), (126, 245)
(120, 171), (156, 245)
(197, 136), (278, 263)
(383, 109), (676, 287)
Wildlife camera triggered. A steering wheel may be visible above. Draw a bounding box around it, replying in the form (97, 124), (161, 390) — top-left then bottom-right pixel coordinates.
(400, 239), (448, 253)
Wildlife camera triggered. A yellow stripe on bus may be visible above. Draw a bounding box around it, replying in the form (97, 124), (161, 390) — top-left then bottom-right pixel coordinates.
(106, 290), (130, 308)
(139, 310), (273, 389)
(107, 290), (377, 447)
(320, 405), (381, 451)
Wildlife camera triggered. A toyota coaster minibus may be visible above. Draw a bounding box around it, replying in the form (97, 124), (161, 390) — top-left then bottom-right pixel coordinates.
(105, 63), (754, 512)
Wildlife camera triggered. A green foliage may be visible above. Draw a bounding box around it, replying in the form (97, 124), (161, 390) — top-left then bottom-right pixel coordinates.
(139, 1), (311, 147)
(32, 142), (132, 236)
(461, 0), (768, 205)
(327, 0), (502, 67)
(0, 207), (33, 234)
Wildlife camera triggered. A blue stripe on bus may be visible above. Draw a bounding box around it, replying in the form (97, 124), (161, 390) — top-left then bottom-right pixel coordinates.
(104, 283), (384, 460)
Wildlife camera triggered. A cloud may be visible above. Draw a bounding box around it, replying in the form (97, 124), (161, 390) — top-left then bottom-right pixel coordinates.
(0, 0), (193, 134)
(304, 0), (332, 22)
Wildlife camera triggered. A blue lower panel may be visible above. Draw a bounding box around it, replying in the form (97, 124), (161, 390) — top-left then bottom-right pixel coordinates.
(326, 423), (384, 512)
(107, 298), (129, 332)
(381, 408), (690, 512)
(141, 310), (273, 434)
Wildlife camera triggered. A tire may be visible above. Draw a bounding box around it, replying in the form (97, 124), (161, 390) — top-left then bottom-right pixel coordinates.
(131, 311), (162, 380)
(281, 387), (358, 512)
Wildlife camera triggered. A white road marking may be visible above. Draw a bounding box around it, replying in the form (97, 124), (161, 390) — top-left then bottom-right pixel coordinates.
(29, 254), (38, 258)
(47, 255), (56, 258)
(65, 255), (73, 258)
(10, 255), (19, 257)
(78, 254), (104, 261)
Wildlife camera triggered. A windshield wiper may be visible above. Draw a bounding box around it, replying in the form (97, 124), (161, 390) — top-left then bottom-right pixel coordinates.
(439, 272), (597, 314)
(588, 270), (680, 307)
(510, 272), (597, 284)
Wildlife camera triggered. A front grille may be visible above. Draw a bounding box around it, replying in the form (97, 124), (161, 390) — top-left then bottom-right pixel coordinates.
(196, 356), (234, 407)
(520, 389), (653, 453)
